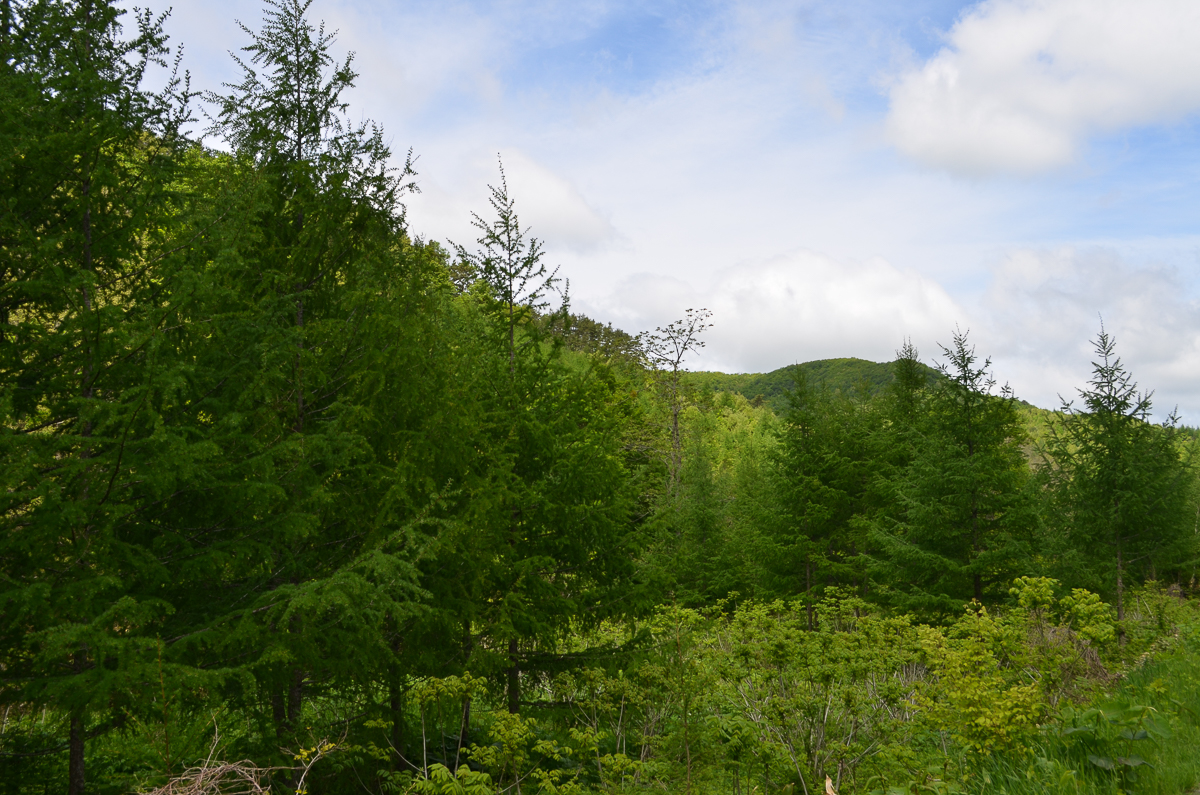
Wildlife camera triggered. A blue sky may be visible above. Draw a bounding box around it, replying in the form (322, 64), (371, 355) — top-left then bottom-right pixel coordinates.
(142, 0), (1200, 417)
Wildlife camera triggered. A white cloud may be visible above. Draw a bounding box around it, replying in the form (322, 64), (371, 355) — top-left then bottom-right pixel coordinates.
(977, 247), (1200, 418)
(499, 151), (621, 253)
(887, 0), (1200, 175)
(587, 244), (1200, 424)
(593, 250), (965, 373)
(406, 148), (619, 255)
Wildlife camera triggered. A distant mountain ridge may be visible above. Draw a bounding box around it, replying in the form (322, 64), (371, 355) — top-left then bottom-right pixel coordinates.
(687, 357), (942, 414)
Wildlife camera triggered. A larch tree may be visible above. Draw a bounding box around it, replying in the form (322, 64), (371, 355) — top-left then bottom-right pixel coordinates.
(179, 0), (424, 764)
(1042, 327), (1195, 644)
(449, 166), (641, 715)
(871, 330), (1037, 616)
(0, 0), (193, 790)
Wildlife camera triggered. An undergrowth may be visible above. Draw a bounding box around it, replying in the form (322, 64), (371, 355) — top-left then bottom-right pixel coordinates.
(962, 623), (1200, 795)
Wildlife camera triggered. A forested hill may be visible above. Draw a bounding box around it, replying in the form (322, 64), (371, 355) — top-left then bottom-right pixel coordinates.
(687, 357), (943, 413)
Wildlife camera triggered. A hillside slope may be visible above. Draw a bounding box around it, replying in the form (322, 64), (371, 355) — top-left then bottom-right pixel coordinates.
(687, 357), (941, 414)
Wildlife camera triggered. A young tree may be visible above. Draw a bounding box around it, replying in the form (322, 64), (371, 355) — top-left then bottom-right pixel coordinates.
(651, 391), (781, 607)
(643, 308), (713, 494)
(1042, 327), (1194, 644)
(887, 339), (928, 425)
(861, 341), (930, 541)
(446, 168), (641, 715)
(871, 330), (1036, 615)
(453, 157), (561, 371)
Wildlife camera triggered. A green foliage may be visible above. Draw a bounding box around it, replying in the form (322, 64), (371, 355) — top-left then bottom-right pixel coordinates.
(918, 605), (1046, 755)
(960, 620), (1200, 795)
(0, 1), (197, 790)
(770, 371), (878, 607)
(415, 764), (497, 795)
(1055, 700), (1170, 784)
(645, 391), (780, 604)
(552, 314), (643, 366)
(429, 164), (645, 718)
(716, 595), (922, 794)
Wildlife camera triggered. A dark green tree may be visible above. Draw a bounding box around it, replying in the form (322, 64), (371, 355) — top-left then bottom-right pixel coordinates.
(860, 340), (930, 552)
(886, 339), (928, 426)
(871, 330), (1036, 615)
(448, 168), (642, 715)
(0, 0), (195, 790)
(1042, 327), (1195, 644)
(148, 0), (426, 768)
(771, 370), (878, 623)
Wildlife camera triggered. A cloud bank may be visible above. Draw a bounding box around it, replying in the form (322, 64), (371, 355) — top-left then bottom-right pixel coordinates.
(592, 250), (965, 373)
(979, 246), (1200, 417)
(887, 0), (1200, 175)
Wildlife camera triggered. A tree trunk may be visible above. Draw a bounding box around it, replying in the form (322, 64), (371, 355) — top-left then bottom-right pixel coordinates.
(271, 690), (287, 739)
(389, 627), (408, 771)
(287, 668), (304, 729)
(68, 710), (85, 795)
(507, 638), (520, 714)
(1116, 542), (1127, 647)
(68, 647), (88, 795)
(389, 678), (407, 770)
(670, 371), (682, 495)
(805, 557), (813, 631)
(295, 297), (305, 432)
(272, 667), (304, 745)
(457, 696), (470, 768)
(459, 619), (473, 751)
(509, 303), (515, 374)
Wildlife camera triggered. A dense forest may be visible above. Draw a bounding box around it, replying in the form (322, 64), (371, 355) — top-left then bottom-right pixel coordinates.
(4, 2), (1200, 794)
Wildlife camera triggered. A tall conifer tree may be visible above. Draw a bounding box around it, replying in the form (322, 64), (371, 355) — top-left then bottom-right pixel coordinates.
(772, 370), (876, 621)
(1043, 327), (1194, 643)
(0, 0), (192, 789)
(449, 168), (640, 715)
(871, 330), (1035, 615)
(173, 0), (425, 762)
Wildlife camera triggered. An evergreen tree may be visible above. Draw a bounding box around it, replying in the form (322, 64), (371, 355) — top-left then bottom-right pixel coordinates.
(886, 339), (928, 426)
(453, 159), (560, 371)
(1042, 327), (1195, 643)
(155, 0), (425, 765)
(0, 0), (193, 790)
(860, 341), (929, 557)
(449, 169), (641, 714)
(771, 370), (877, 622)
(663, 391), (781, 606)
(871, 330), (1036, 616)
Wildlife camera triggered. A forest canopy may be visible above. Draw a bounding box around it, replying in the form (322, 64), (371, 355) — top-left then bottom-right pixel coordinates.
(3, 2), (1200, 795)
